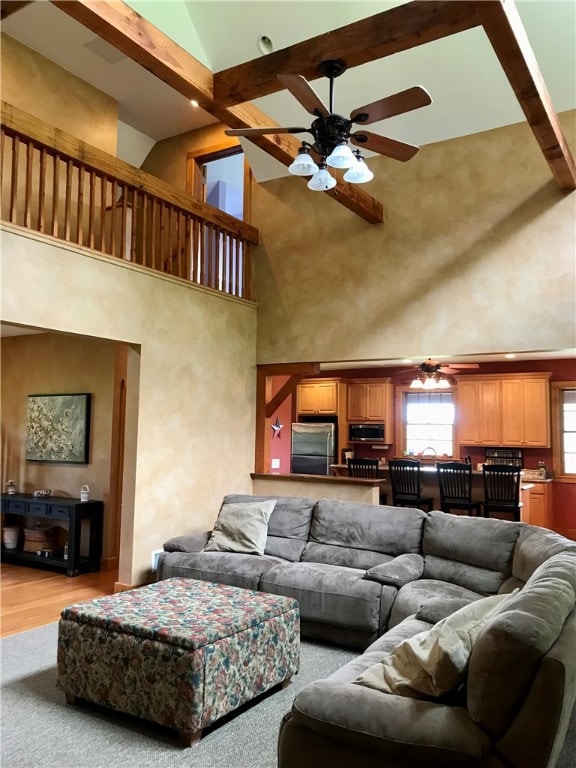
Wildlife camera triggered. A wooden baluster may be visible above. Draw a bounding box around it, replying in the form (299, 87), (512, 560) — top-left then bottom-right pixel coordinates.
(37, 147), (47, 233)
(183, 214), (191, 281)
(109, 180), (118, 257)
(64, 159), (73, 241)
(131, 189), (139, 264)
(76, 165), (85, 246)
(24, 140), (33, 228)
(99, 175), (107, 253)
(119, 184), (127, 260)
(51, 152), (60, 238)
(175, 209), (183, 277)
(231, 236), (238, 296)
(87, 170), (96, 249)
(191, 217), (199, 284)
(149, 196), (157, 270)
(10, 134), (19, 224)
(140, 193), (148, 266)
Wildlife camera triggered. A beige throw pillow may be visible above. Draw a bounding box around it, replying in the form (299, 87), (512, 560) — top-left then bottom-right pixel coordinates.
(204, 500), (276, 555)
(354, 591), (514, 699)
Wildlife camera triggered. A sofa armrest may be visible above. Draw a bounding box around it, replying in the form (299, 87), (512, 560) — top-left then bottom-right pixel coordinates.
(291, 680), (491, 764)
(163, 531), (210, 553)
(364, 554), (424, 587)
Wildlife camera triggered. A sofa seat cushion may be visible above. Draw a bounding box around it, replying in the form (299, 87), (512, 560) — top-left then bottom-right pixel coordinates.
(260, 562), (384, 633)
(354, 593), (511, 699)
(389, 579), (483, 628)
(423, 511), (520, 594)
(157, 550), (286, 591)
(223, 494), (316, 562)
(467, 552), (576, 737)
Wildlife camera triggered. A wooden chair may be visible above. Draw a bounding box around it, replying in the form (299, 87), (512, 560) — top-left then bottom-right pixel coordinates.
(347, 458), (388, 505)
(482, 464), (523, 521)
(388, 458), (434, 512)
(436, 461), (482, 516)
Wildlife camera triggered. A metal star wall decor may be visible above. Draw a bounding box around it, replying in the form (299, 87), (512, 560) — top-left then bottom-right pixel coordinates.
(271, 416), (283, 439)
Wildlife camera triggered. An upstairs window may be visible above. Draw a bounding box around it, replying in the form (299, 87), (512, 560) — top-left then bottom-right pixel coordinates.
(404, 391), (455, 458)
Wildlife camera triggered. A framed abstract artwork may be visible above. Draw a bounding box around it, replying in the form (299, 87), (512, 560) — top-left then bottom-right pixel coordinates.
(25, 393), (91, 464)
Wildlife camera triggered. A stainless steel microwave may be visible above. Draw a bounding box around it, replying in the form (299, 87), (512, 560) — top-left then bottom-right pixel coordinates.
(348, 423), (386, 443)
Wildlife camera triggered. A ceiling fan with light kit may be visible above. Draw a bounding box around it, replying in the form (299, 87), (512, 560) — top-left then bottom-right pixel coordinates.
(225, 59), (432, 191)
(404, 359), (480, 389)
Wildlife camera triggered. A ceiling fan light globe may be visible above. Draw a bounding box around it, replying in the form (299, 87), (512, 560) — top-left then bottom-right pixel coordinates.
(326, 143), (356, 169)
(307, 167), (337, 191)
(343, 158), (374, 183)
(288, 152), (319, 176)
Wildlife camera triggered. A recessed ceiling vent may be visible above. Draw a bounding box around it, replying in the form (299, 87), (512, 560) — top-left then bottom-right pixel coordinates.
(84, 37), (127, 64)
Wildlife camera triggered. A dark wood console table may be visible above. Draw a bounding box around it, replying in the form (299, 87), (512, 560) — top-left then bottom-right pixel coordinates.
(1, 493), (103, 576)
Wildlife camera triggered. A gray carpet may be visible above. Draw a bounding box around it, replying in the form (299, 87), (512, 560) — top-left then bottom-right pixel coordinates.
(1, 623), (575, 768)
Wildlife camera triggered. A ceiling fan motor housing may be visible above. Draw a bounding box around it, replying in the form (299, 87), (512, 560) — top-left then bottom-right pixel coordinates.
(311, 114), (352, 157)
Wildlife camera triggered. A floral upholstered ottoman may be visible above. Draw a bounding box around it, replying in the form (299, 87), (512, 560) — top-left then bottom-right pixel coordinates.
(56, 578), (300, 745)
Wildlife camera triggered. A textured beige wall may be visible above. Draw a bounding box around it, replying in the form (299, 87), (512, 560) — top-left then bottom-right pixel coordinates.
(1, 226), (257, 585)
(1, 333), (117, 558)
(253, 111), (576, 364)
(142, 124), (239, 192)
(1, 33), (118, 154)
(252, 476), (379, 504)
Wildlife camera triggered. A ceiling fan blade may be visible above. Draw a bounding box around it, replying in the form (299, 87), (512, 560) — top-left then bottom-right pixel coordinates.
(440, 363), (480, 371)
(225, 126), (308, 137)
(278, 74), (330, 118)
(350, 86), (432, 125)
(350, 131), (419, 162)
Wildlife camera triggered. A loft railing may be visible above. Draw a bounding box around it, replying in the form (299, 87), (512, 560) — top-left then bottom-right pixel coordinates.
(0, 102), (259, 300)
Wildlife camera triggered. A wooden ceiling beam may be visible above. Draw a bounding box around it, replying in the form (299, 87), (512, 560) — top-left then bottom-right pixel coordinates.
(50, 0), (383, 223)
(473, 1), (576, 191)
(0, 1), (31, 21)
(214, 1), (481, 106)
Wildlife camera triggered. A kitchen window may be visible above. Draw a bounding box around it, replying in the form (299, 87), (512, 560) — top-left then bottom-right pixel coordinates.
(552, 382), (576, 481)
(403, 391), (455, 458)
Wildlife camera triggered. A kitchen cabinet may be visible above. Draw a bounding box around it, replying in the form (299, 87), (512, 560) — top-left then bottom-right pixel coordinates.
(456, 377), (502, 445)
(347, 379), (394, 442)
(520, 482), (552, 528)
(501, 375), (551, 447)
(456, 373), (551, 448)
(297, 379), (339, 414)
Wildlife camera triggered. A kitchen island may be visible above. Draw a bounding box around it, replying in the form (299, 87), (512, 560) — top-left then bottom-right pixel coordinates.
(330, 463), (552, 526)
(251, 472), (385, 505)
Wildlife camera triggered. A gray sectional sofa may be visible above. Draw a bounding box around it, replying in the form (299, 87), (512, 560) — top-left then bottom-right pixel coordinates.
(158, 494), (576, 768)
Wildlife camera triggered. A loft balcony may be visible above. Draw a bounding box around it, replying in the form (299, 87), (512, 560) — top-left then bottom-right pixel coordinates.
(1, 102), (259, 301)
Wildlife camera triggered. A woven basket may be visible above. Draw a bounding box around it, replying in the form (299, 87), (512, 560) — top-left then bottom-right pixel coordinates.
(23, 526), (59, 552)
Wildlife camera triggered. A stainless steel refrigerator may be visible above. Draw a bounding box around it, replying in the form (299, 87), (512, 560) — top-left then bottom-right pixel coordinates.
(291, 422), (336, 476)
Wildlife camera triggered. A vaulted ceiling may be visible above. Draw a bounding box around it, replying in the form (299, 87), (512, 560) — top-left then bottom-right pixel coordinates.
(2, 0), (575, 223)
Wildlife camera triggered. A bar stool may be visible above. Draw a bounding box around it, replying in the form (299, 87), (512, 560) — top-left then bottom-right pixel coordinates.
(436, 461), (482, 516)
(388, 458), (434, 512)
(482, 464), (523, 521)
(348, 458), (388, 505)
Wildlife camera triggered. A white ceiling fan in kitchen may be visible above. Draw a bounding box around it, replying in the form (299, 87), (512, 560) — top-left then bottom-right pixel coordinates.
(406, 359), (479, 389)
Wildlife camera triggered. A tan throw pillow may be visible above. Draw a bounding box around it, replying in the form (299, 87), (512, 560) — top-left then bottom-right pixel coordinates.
(204, 500), (276, 555)
(354, 591), (514, 699)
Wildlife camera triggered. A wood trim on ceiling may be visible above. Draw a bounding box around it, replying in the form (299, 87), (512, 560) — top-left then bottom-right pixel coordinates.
(50, 0), (575, 229)
(50, 0), (383, 224)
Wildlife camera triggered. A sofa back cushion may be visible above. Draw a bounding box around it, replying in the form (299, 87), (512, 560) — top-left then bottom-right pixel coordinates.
(467, 552), (576, 737)
(512, 524), (576, 583)
(223, 494), (316, 562)
(301, 499), (426, 570)
(423, 512), (521, 595)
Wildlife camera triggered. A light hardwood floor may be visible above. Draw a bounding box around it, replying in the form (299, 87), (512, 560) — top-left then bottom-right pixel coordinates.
(0, 563), (118, 637)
